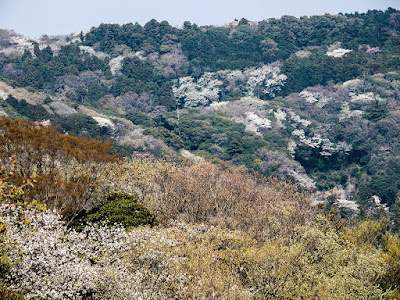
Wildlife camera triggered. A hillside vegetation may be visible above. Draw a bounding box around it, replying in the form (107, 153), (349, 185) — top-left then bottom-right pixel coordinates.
(0, 7), (400, 298)
(0, 118), (399, 299)
(1, 8), (400, 213)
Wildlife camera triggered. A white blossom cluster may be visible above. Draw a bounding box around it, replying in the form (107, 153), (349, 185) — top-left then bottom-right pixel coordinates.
(179, 149), (204, 163)
(219, 62), (287, 96)
(287, 140), (297, 156)
(299, 90), (318, 104)
(0, 88), (8, 100)
(79, 45), (97, 56)
(1, 204), (129, 299)
(349, 92), (383, 103)
(48, 102), (77, 116)
(109, 55), (126, 76)
(314, 186), (359, 211)
(326, 42), (352, 58)
(173, 63), (287, 107)
(287, 111), (312, 127)
(292, 129), (352, 157)
(256, 148), (316, 188)
(206, 97), (273, 135)
(295, 50), (312, 58)
(241, 64), (287, 97)
(0, 32), (86, 57)
(0, 35), (59, 56)
(274, 109), (287, 128)
(342, 78), (363, 89)
(92, 116), (115, 129)
(365, 47), (382, 55)
(242, 112), (272, 135)
(173, 75), (223, 107)
(78, 46), (108, 60)
(299, 90), (331, 108)
(326, 48), (352, 58)
(109, 51), (144, 76)
(0, 35), (36, 56)
(273, 108), (311, 129)
(0, 204), (253, 299)
(339, 102), (363, 120)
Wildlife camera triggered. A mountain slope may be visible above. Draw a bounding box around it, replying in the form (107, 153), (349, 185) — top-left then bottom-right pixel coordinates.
(1, 8), (400, 212)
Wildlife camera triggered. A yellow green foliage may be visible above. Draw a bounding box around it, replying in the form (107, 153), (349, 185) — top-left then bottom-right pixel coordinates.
(95, 217), (391, 299)
(380, 233), (400, 299)
(341, 218), (389, 250)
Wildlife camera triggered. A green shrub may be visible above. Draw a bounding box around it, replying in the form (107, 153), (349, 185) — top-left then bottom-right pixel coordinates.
(74, 192), (158, 229)
(126, 112), (155, 127)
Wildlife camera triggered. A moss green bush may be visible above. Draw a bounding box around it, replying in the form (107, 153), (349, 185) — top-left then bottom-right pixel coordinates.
(74, 192), (158, 229)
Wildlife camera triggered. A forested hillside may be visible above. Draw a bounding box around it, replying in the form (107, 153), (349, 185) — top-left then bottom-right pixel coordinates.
(1, 8), (400, 211)
(0, 8), (400, 298)
(0, 118), (399, 299)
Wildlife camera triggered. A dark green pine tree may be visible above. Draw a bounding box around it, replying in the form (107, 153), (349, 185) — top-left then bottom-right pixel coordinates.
(227, 139), (244, 157)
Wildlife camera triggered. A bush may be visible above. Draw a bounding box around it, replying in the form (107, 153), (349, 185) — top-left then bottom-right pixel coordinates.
(126, 111), (155, 127)
(0, 118), (120, 219)
(74, 192), (158, 229)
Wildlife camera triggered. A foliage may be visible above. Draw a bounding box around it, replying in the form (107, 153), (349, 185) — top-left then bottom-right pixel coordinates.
(6, 95), (51, 121)
(0, 10), (399, 201)
(107, 158), (311, 241)
(0, 118), (119, 218)
(0, 128), (400, 297)
(364, 100), (388, 122)
(0, 222), (23, 299)
(371, 159), (400, 206)
(2, 202), (400, 299)
(53, 113), (108, 139)
(380, 233), (400, 297)
(0, 117), (118, 165)
(9, 44), (106, 90)
(280, 49), (364, 95)
(73, 192), (158, 229)
(0, 222), (9, 287)
(125, 111), (155, 127)
(1, 9), (400, 298)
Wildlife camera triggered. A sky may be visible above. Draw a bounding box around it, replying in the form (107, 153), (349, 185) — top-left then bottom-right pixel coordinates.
(0, 0), (399, 38)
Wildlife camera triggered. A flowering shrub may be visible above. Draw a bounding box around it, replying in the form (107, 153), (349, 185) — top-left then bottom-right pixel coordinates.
(1, 204), (129, 299)
(292, 129), (352, 157)
(173, 74), (223, 107)
(326, 42), (352, 58)
(173, 62), (287, 107)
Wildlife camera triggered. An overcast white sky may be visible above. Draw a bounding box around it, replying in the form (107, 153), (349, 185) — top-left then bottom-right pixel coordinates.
(0, 0), (399, 37)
